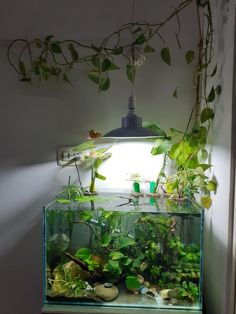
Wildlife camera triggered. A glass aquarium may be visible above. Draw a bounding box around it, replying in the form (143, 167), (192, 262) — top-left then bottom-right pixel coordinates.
(43, 193), (203, 313)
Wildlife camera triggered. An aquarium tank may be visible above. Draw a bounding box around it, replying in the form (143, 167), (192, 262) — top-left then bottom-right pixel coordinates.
(43, 192), (203, 313)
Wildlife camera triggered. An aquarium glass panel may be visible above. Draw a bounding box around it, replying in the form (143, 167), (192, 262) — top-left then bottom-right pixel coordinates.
(43, 193), (203, 311)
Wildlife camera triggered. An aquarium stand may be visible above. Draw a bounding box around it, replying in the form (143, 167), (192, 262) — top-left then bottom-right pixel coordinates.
(42, 304), (202, 314)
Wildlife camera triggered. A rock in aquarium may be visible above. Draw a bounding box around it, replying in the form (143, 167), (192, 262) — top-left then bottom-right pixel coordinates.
(94, 283), (119, 301)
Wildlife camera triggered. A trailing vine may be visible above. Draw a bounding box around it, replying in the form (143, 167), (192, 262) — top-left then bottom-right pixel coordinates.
(7, 0), (220, 208)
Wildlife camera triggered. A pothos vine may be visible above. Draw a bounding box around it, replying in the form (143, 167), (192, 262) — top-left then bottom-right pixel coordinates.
(7, 0), (220, 208)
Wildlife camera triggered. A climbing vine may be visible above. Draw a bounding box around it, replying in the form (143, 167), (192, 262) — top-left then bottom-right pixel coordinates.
(7, 0), (220, 208)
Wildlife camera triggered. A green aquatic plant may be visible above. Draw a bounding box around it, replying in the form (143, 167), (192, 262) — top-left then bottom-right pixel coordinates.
(48, 263), (91, 298)
(73, 139), (112, 194)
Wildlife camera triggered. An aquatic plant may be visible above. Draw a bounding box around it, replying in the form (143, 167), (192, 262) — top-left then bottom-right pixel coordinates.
(73, 139), (112, 194)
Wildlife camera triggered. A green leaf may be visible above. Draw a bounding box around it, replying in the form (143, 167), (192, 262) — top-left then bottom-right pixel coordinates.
(215, 85), (222, 95)
(102, 234), (112, 247)
(75, 247), (91, 261)
(51, 42), (62, 53)
(144, 44), (155, 53)
(88, 69), (99, 84)
(117, 236), (136, 249)
(126, 64), (136, 83)
(161, 47), (171, 66)
(201, 196), (212, 209)
(210, 65), (217, 77)
(151, 139), (169, 155)
(207, 87), (215, 102)
(79, 210), (93, 221)
(125, 276), (141, 290)
(73, 140), (94, 153)
(198, 163), (212, 171)
(198, 149), (208, 161)
(19, 61), (26, 76)
(169, 143), (181, 160)
(201, 108), (215, 123)
(134, 34), (146, 45)
(185, 50), (194, 64)
(56, 198), (71, 204)
(34, 38), (43, 48)
(143, 121), (167, 137)
(102, 58), (112, 72)
(111, 47), (123, 55)
(68, 43), (79, 62)
(95, 172), (106, 180)
(100, 77), (110, 91)
(106, 260), (121, 275)
(207, 180), (217, 192)
(109, 252), (125, 260)
(109, 63), (120, 70)
(198, 126), (208, 144)
(91, 55), (100, 68)
(44, 35), (54, 44)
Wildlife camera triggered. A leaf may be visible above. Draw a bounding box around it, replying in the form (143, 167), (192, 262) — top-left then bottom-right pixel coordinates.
(91, 55), (100, 68)
(210, 65), (217, 77)
(95, 172), (106, 180)
(144, 44), (155, 53)
(151, 139), (169, 155)
(34, 38), (43, 48)
(109, 63), (120, 70)
(215, 85), (222, 95)
(73, 140), (94, 153)
(143, 121), (167, 137)
(100, 77), (110, 91)
(169, 143), (181, 160)
(201, 196), (212, 209)
(198, 163), (212, 171)
(185, 50), (194, 64)
(56, 198), (71, 204)
(126, 64), (136, 83)
(88, 69), (99, 84)
(111, 47), (123, 55)
(101, 234), (112, 247)
(125, 276), (141, 290)
(44, 35), (54, 44)
(68, 43), (79, 62)
(173, 87), (178, 98)
(200, 108), (215, 123)
(75, 247), (91, 261)
(207, 180), (217, 192)
(198, 149), (208, 161)
(109, 252), (125, 260)
(51, 42), (62, 53)
(207, 86), (215, 102)
(102, 58), (112, 72)
(18, 61), (26, 76)
(161, 47), (171, 66)
(134, 34), (146, 45)
(106, 260), (121, 275)
(117, 236), (136, 249)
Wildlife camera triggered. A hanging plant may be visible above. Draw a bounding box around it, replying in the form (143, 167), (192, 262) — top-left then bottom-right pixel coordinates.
(6, 0), (220, 208)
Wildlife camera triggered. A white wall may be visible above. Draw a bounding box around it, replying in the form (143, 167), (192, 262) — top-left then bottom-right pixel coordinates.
(0, 1), (224, 314)
(204, 1), (235, 314)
